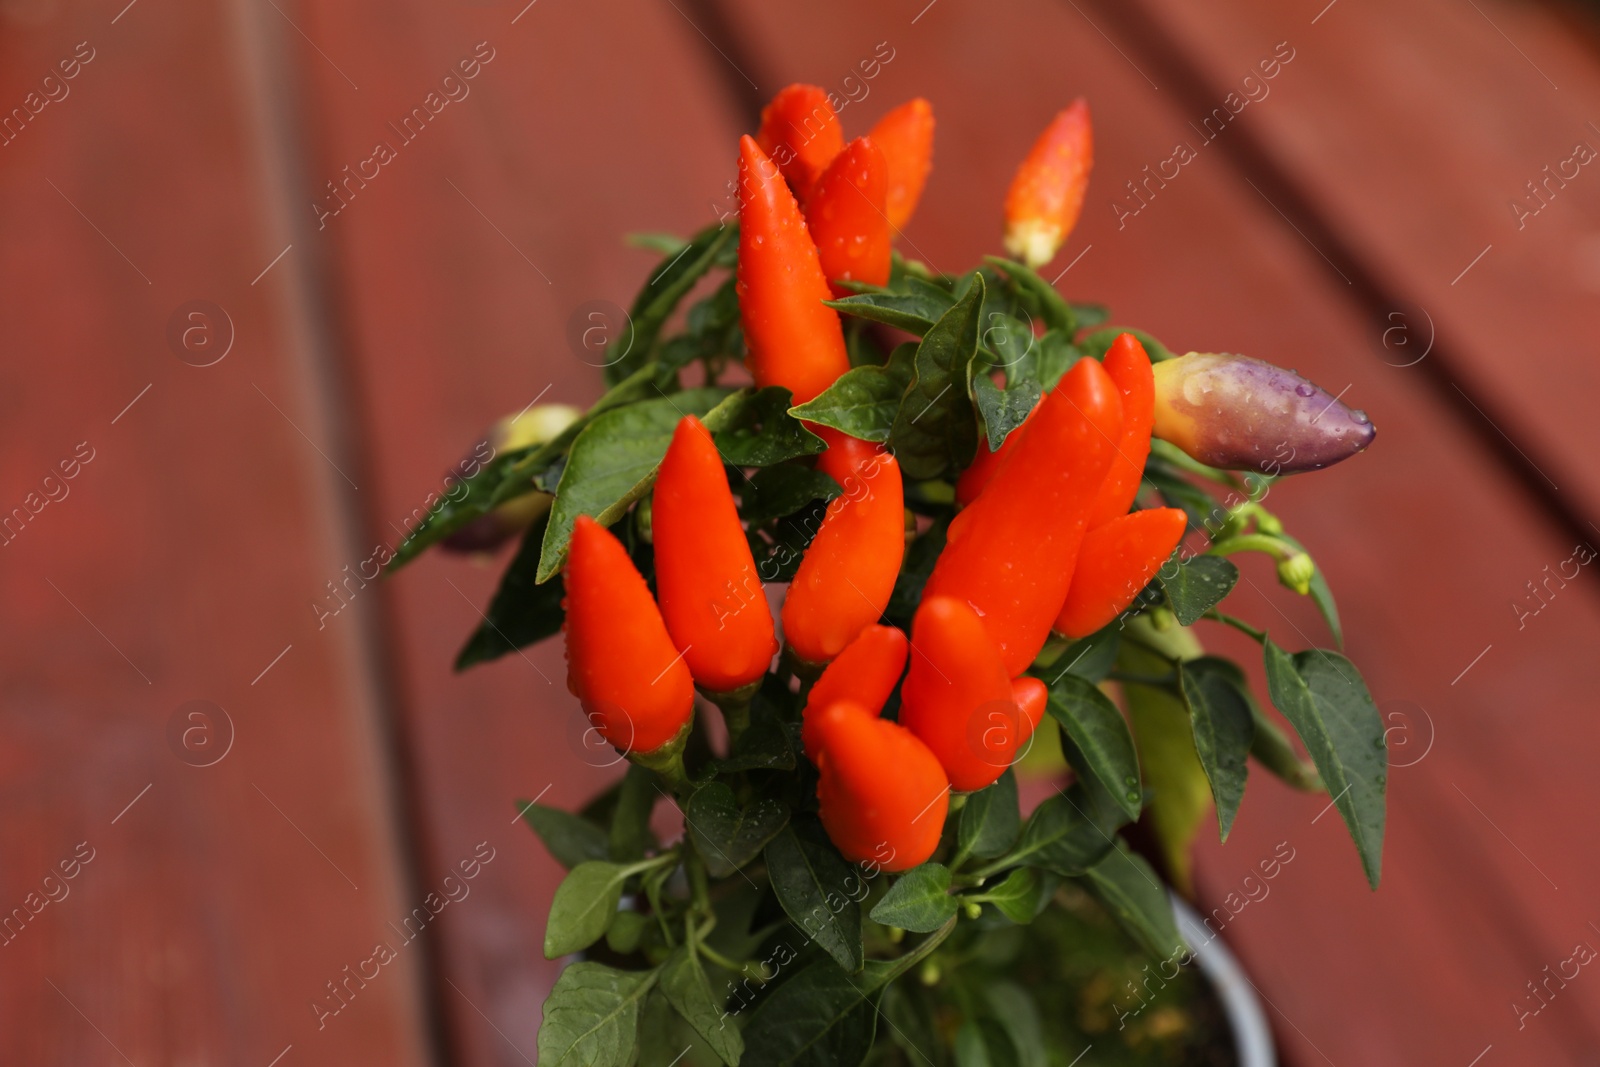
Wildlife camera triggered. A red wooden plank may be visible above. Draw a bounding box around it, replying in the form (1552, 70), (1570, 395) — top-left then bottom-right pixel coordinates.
(702, 1), (1600, 1063)
(0, 1), (432, 1063)
(282, 0), (751, 1060)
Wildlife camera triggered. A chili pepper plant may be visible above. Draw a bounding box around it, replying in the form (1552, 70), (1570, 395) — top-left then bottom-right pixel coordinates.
(393, 87), (1385, 1066)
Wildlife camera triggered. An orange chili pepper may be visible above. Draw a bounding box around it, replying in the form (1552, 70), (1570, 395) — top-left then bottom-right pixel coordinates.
(1087, 333), (1155, 527)
(805, 136), (892, 296)
(814, 700), (948, 872)
(1054, 508), (1187, 638)
(801, 623), (908, 763)
(756, 83), (845, 201)
(781, 438), (905, 663)
(898, 596), (1021, 792)
(1011, 675), (1048, 744)
(868, 97), (935, 230)
(563, 515), (694, 755)
(1003, 99), (1093, 268)
(737, 135), (852, 405)
(924, 358), (1123, 676)
(652, 415), (777, 693)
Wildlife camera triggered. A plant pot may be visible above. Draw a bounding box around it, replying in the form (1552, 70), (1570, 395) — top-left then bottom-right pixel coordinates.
(1172, 894), (1277, 1067)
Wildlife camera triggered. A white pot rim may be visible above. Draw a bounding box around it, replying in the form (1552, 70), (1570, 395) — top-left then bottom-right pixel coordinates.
(1171, 892), (1277, 1067)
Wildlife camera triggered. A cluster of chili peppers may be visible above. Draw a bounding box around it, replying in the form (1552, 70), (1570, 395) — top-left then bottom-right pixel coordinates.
(558, 85), (1199, 872)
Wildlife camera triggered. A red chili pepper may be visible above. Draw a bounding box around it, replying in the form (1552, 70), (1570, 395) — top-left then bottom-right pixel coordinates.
(563, 515), (694, 755)
(1088, 333), (1155, 528)
(924, 358), (1123, 676)
(801, 623), (908, 763)
(653, 415), (777, 693)
(738, 135), (853, 405)
(1054, 508), (1187, 638)
(756, 83), (845, 202)
(898, 596), (1021, 792)
(805, 136), (892, 296)
(868, 97), (935, 230)
(1011, 675), (1048, 744)
(781, 439), (905, 664)
(1003, 99), (1093, 268)
(814, 700), (948, 871)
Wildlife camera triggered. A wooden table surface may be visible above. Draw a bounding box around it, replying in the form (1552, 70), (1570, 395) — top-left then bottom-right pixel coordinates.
(2, 0), (1596, 1063)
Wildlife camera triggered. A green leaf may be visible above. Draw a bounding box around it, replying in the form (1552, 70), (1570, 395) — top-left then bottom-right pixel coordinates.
(1080, 841), (1184, 960)
(711, 687), (797, 772)
(517, 800), (610, 869)
(741, 464), (841, 525)
(537, 961), (657, 1067)
(387, 447), (537, 569)
(685, 783), (789, 878)
(1263, 639), (1386, 888)
(1079, 326), (1175, 363)
(825, 276), (955, 334)
(984, 982), (1047, 1067)
(765, 822), (864, 973)
(975, 866), (1057, 925)
(1045, 674), (1142, 820)
(1049, 626), (1121, 684)
(709, 386), (825, 467)
(971, 373), (1042, 452)
(455, 515), (565, 669)
(662, 947), (744, 1066)
(789, 342), (915, 443)
(959, 769), (1020, 861)
(740, 958), (880, 1067)
(890, 276), (985, 480)
(1006, 329), (1078, 394)
(981, 256), (1075, 334)
(869, 863), (955, 932)
(1178, 657), (1256, 840)
(607, 221), (737, 384)
(1007, 782), (1124, 876)
(536, 386), (733, 581)
(545, 861), (630, 958)
(610, 764), (659, 862)
(605, 910), (649, 954)
(1250, 704), (1325, 791)
(954, 1021), (1001, 1067)
(1070, 302), (1110, 331)
(1160, 554), (1240, 626)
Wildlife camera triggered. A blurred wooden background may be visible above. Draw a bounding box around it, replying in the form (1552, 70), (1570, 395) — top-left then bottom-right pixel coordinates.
(2, 0), (1598, 1063)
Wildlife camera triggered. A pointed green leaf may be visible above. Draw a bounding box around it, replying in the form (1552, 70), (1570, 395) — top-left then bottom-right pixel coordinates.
(890, 276), (985, 480)
(972, 373), (1042, 452)
(607, 221), (737, 383)
(825, 276), (955, 334)
(984, 982), (1047, 1067)
(1160, 554), (1240, 626)
(1263, 639), (1386, 887)
(1178, 657), (1255, 840)
(537, 961), (657, 1067)
(765, 821), (864, 972)
(975, 866), (1058, 925)
(685, 783), (789, 878)
(869, 863), (955, 932)
(740, 464), (841, 525)
(536, 386), (734, 581)
(517, 800), (610, 869)
(1080, 841), (1183, 960)
(455, 515), (565, 669)
(661, 947), (744, 1066)
(709, 386), (825, 467)
(1007, 781), (1125, 876)
(740, 958), (881, 1067)
(1045, 674), (1142, 820)
(545, 861), (630, 958)
(789, 342), (915, 443)
(959, 769), (1020, 861)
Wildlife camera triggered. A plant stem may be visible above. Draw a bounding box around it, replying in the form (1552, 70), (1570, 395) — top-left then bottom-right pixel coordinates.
(1209, 532), (1292, 561)
(1203, 610), (1267, 643)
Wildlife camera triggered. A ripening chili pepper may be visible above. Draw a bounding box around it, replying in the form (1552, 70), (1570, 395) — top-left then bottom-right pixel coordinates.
(953, 433), (1010, 508)
(737, 135), (853, 405)
(898, 596), (1022, 792)
(781, 438), (905, 664)
(756, 83), (845, 201)
(868, 97), (935, 230)
(563, 515), (694, 755)
(1054, 508), (1187, 638)
(923, 358), (1123, 676)
(814, 700), (949, 871)
(801, 623), (908, 763)
(653, 415), (777, 693)
(1012, 675), (1048, 745)
(1087, 333), (1155, 528)
(1003, 99), (1093, 268)
(805, 136), (892, 296)
(1150, 351), (1376, 472)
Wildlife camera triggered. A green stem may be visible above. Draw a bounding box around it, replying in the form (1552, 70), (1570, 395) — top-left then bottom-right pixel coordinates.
(701, 679), (760, 747)
(1203, 610), (1267, 644)
(1208, 532), (1293, 561)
